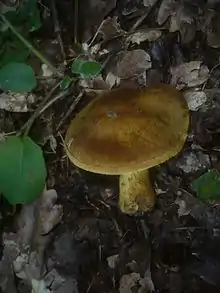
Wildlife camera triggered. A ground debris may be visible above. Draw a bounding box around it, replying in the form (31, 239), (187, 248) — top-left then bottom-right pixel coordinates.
(0, 92), (36, 112)
(0, 189), (65, 293)
(170, 61), (209, 89)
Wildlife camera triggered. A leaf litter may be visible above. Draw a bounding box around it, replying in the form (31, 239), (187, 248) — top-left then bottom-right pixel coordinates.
(3, 0), (220, 292)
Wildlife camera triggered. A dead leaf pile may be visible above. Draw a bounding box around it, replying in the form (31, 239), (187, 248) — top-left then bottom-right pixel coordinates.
(0, 189), (68, 293)
(0, 92), (36, 112)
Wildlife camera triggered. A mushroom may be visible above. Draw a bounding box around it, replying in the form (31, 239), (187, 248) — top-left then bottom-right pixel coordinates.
(64, 84), (189, 214)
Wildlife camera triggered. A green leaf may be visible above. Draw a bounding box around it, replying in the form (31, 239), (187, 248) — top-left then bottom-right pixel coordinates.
(60, 76), (73, 90)
(0, 136), (46, 204)
(19, 0), (42, 32)
(80, 61), (101, 79)
(192, 170), (220, 202)
(71, 59), (101, 79)
(0, 62), (36, 93)
(71, 58), (85, 74)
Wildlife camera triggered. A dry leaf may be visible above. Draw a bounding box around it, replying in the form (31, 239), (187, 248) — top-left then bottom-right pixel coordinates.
(99, 16), (125, 40)
(107, 254), (119, 269)
(184, 89), (207, 111)
(170, 61), (209, 89)
(176, 151), (211, 174)
(80, 0), (117, 41)
(105, 72), (121, 88)
(143, 0), (158, 7)
(0, 92), (36, 112)
(157, 0), (177, 25)
(114, 49), (151, 79)
(169, 6), (195, 43)
(39, 189), (63, 234)
(127, 28), (162, 45)
(119, 272), (154, 293)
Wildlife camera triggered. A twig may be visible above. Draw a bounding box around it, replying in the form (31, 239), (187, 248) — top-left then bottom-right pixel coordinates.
(74, 0), (79, 44)
(56, 91), (83, 131)
(0, 12), (62, 78)
(50, 0), (66, 62)
(127, 0), (159, 34)
(88, 19), (105, 48)
(202, 61), (220, 90)
(20, 81), (62, 135)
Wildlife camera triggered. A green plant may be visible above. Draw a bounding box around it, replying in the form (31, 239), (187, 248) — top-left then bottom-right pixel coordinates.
(192, 169), (220, 202)
(0, 0), (42, 93)
(0, 135), (46, 204)
(71, 58), (101, 79)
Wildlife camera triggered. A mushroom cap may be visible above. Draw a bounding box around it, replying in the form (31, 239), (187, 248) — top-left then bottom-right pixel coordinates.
(65, 84), (189, 175)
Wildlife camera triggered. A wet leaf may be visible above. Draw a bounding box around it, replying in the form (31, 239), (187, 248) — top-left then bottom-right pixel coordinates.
(0, 135), (46, 204)
(0, 62), (36, 93)
(192, 170), (220, 202)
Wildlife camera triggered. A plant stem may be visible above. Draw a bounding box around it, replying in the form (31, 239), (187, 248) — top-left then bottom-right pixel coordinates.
(20, 81), (62, 136)
(0, 13), (62, 78)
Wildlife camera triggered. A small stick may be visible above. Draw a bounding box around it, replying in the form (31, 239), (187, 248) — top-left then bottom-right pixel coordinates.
(56, 91), (83, 131)
(50, 0), (66, 62)
(0, 12), (62, 78)
(74, 0), (79, 44)
(20, 81), (62, 135)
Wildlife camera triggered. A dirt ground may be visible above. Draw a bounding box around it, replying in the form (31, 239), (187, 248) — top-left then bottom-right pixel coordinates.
(2, 0), (220, 293)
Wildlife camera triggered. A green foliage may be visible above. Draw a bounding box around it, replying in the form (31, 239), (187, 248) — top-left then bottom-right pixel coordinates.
(0, 62), (36, 93)
(60, 76), (74, 90)
(192, 170), (220, 202)
(0, 135), (47, 204)
(71, 59), (101, 79)
(0, 0), (41, 92)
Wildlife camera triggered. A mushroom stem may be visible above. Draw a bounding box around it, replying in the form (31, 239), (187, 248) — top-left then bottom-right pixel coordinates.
(119, 169), (156, 214)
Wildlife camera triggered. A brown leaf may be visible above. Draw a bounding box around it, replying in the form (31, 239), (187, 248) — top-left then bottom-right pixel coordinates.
(157, 0), (178, 25)
(127, 28), (162, 45)
(114, 49), (151, 79)
(170, 61), (209, 89)
(80, 0), (117, 42)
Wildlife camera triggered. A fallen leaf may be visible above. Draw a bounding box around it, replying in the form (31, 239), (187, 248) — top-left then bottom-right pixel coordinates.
(80, 0), (117, 42)
(157, 0), (178, 25)
(99, 16), (125, 40)
(183, 89), (207, 111)
(170, 61), (209, 89)
(113, 49), (151, 79)
(105, 72), (121, 88)
(0, 92), (36, 112)
(175, 189), (220, 229)
(119, 272), (154, 293)
(107, 254), (119, 269)
(127, 28), (162, 45)
(192, 170), (220, 202)
(169, 6), (195, 44)
(39, 189), (63, 234)
(143, 0), (158, 7)
(176, 151), (211, 174)
(32, 279), (50, 293)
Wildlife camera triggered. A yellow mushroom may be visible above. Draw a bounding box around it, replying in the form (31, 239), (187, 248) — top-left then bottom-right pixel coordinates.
(64, 84), (189, 214)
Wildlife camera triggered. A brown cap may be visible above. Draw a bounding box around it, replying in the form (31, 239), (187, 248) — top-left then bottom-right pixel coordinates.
(65, 84), (189, 174)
